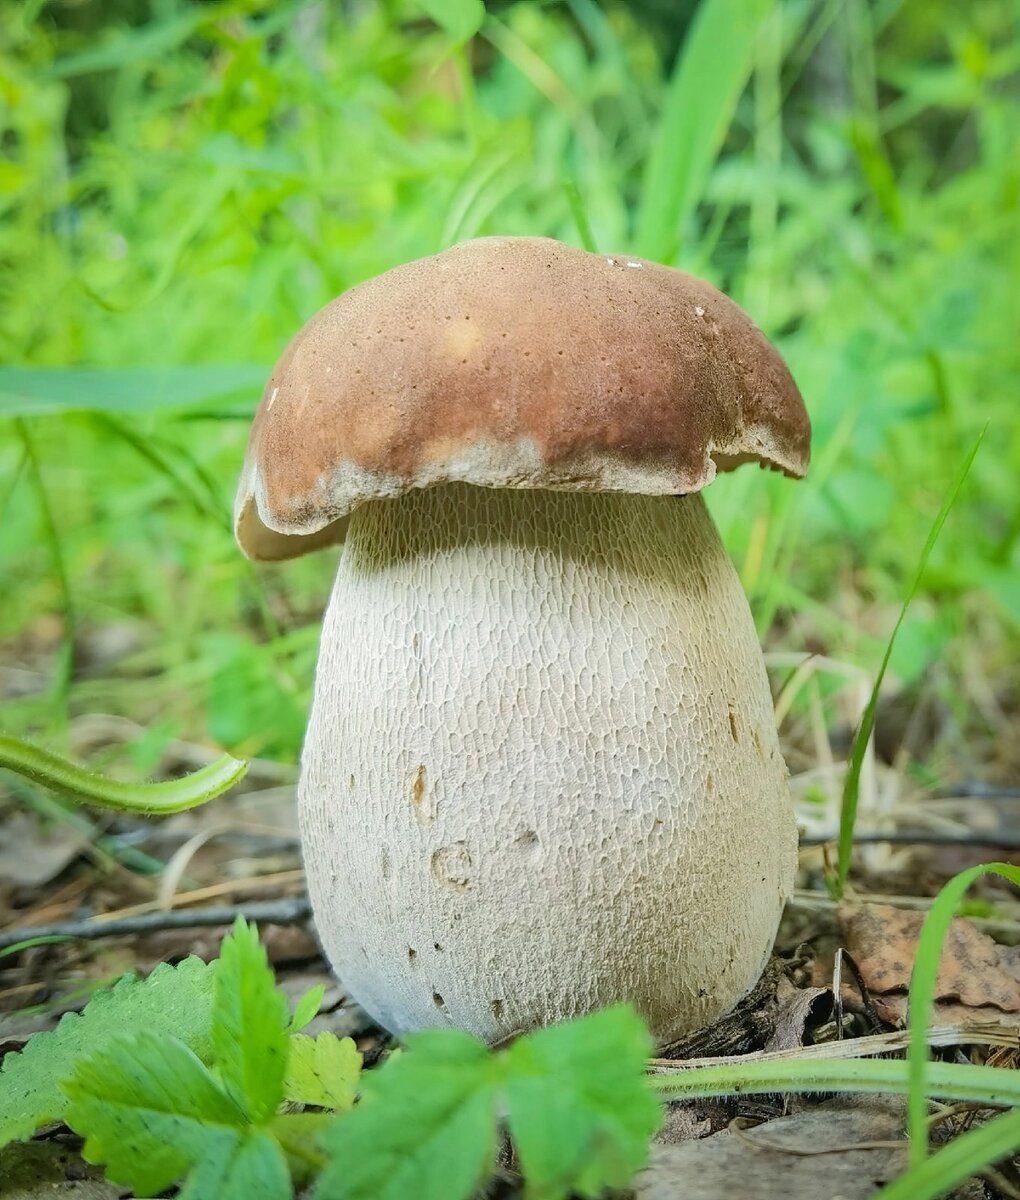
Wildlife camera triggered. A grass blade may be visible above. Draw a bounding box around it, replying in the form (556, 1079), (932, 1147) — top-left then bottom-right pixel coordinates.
(91, 414), (230, 530)
(650, 1056), (1020, 1107)
(834, 429), (985, 895)
(14, 420), (73, 708)
(563, 180), (598, 252)
(875, 1107), (1020, 1200)
(634, 0), (775, 262)
(0, 365), (267, 417)
(906, 863), (1020, 1167)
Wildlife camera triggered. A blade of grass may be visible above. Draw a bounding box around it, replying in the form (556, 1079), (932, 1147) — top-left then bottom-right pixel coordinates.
(0, 936), (72, 959)
(907, 863), (1020, 1168)
(0, 446), (27, 527)
(746, 5), (782, 322)
(14, 419), (73, 710)
(650, 1056), (1020, 1107)
(0, 365), (266, 417)
(876, 1106), (1020, 1200)
(91, 413), (230, 531)
(0, 735), (247, 815)
(563, 179), (598, 252)
(41, 10), (208, 78)
(634, 0), (775, 262)
(834, 428), (985, 896)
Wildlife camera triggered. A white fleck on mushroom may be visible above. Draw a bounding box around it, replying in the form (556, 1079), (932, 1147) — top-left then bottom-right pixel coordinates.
(234, 236), (811, 1046)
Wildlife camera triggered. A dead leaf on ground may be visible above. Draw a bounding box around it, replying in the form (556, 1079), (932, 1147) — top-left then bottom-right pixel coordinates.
(840, 903), (1020, 1023)
(636, 1097), (908, 1200)
(765, 976), (833, 1052)
(0, 813), (84, 889)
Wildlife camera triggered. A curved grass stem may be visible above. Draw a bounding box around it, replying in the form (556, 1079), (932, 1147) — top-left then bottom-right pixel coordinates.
(0, 734), (247, 815)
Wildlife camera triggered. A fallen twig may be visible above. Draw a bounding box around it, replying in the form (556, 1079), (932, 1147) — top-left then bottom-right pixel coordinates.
(789, 890), (1020, 937)
(802, 830), (1020, 849)
(0, 895), (312, 950)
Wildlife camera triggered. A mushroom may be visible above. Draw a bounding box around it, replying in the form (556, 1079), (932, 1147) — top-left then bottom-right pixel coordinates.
(234, 236), (810, 1045)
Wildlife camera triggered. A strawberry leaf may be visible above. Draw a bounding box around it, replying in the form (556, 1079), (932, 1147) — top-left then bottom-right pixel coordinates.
(284, 1032), (361, 1112)
(313, 1029), (497, 1200)
(290, 983), (326, 1032)
(0, 956), (215, 1148)
(503, 1005), (659, 1198)
(212, 916), (289, 1123)
(314, 1008), (659, 1200)
(63, 1031), (288, 1199)
(58, 920), (294, 1197)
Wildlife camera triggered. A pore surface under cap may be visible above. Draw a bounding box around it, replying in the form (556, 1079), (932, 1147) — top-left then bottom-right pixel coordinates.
(235, 236), (810, 561)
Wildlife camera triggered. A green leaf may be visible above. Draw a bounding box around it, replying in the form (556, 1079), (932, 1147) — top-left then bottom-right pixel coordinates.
(420, 0), (485, 43)
(41, 11), (209, 78)
(178, 1132), (291, 1200)
(213, 918), (290, 1124)
(315, 1008), (658, 1200)
(503, 1006), (658, 1199)
(834, 428), (984, 896)
(0, 957), (215, 1148)
(848, 118), (902, 229)
(268, 1112), (332, 1186)
(314, 1029), (498, 1200)
(284, 1033), (362, 1112)
(63, 1032), (290, 1200)
(290, 983), (327, 1032)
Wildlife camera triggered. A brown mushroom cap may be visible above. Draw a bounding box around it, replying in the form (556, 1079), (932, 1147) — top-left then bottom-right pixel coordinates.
(235, 236), (810, 561)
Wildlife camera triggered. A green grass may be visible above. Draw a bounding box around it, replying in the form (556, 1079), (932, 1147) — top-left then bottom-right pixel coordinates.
(2, 0), (1015, 769)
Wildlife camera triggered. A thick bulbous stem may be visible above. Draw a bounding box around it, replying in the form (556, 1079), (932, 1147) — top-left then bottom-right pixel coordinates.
(299, 484), (795, 1045)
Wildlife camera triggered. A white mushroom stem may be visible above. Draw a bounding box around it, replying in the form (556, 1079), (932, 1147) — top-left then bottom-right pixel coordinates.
(299, 483), (796, 1045)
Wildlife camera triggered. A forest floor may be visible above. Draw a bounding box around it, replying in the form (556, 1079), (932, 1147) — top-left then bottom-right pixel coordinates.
(2, 636), (1020, 1198)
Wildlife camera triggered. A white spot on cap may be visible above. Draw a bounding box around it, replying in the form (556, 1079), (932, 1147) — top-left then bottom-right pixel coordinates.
(267, 387), (279, 410)
(694, 305), (706, 317)
(626, 260), (643, 268)
(606, 257), (615, 266)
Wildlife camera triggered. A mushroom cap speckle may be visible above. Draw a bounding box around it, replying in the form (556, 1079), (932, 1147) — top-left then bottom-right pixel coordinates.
(235, 236), (810, 561)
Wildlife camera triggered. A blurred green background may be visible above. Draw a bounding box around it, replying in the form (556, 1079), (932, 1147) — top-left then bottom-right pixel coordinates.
(1, 0), (1017, 784)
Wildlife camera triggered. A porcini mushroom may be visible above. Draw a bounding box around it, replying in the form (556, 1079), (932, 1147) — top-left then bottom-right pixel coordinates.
(234, 236), (810, 1045)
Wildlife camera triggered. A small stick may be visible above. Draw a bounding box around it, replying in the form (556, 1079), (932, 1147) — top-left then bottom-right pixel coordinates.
(802, 830), (1020, 849)
(0, 896), (313, 950)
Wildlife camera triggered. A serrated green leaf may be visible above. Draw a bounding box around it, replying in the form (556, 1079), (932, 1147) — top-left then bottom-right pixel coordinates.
(314, 1010), (658, 1200)
(64, 1031), (291, 1199)
(213, 917), (289, 1123)
(504, 1006), (659, 1199)
(63, 1032), (249, 1196)
(420, 0), (484, 42)
(0, 956), (215, 1148)
(314, 1030), (497, 1200)
(268, 1112), (333, 1186)
(290, 983), (326, 1032)
(177, 1130), (291, 1200)
(284, 1033), (361, 1112)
